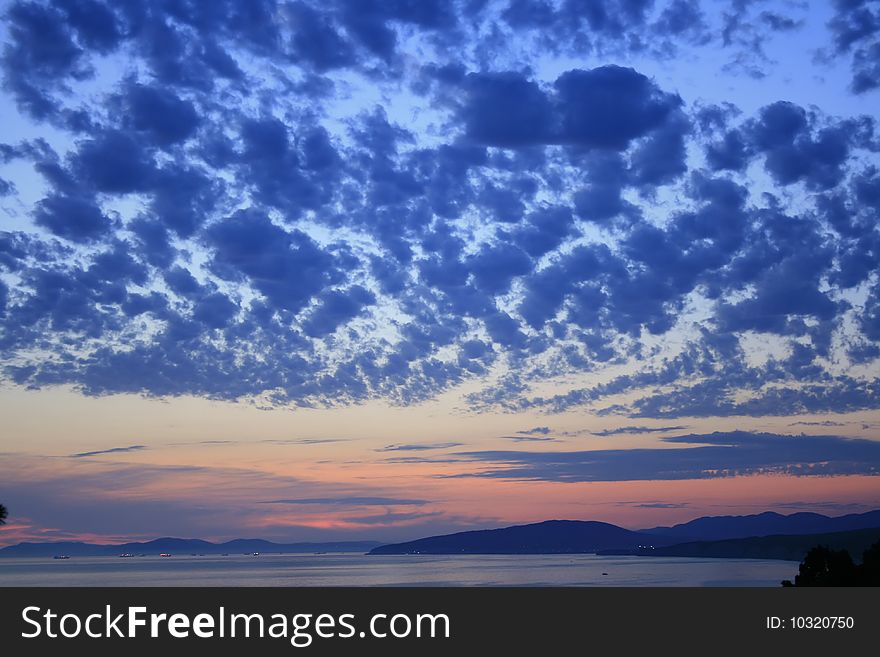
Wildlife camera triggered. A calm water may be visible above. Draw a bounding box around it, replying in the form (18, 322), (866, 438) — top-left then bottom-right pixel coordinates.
(0, 553), (798, 587)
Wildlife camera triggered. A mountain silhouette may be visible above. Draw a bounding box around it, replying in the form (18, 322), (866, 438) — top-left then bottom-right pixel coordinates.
(369, 520), (679, 555)
(7, 510), (880, 559)
(370, 511), (880, 557)
(0, 538), (381, 558)
(641, 510), (880, 541)
(651, 527), (880, 561)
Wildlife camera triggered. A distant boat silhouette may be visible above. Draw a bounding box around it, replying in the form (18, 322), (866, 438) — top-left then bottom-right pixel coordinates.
(159, 553), (171, 557)
(53, 555), (70, 560)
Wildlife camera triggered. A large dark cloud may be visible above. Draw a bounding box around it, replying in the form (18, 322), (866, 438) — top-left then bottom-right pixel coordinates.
(554, 66), (682, 150)
(288, 1), (356, 72)
(207, 209), (342, 314)
(461, 72), (555, 147)
(2, 1), (88, 118)
(461, 65), (683, 152)
(33, 193), (112, 242)
(447, 432), (880, 482)
(124, 83), (201, 147)
(73, 129), (158, 193)
(828, 0), (880, 93)
(302, 286), (376, 337)
(705, 100), (873, 191)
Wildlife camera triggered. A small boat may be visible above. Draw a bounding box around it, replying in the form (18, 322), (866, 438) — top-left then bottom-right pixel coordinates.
(159, 553), (172, 557)
(53, 555), (70, 560)
(252, 552), (260, 556)
(119, 553), (134, 558)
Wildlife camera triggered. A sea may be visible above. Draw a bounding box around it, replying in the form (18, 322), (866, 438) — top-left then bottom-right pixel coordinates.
(0, 553), (798, 587)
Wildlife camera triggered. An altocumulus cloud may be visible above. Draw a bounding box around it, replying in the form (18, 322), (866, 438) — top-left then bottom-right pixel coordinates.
(0, 0), (877, 421)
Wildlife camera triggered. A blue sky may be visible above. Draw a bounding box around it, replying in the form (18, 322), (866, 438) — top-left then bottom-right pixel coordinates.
(0, 0), (879, 544)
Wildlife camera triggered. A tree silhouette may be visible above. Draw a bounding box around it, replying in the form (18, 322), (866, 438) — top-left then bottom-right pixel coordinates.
(0, 504), (6, 525)
(795, 545), (857, 586)
(782, 540), (880, 586)
(860, 540), (880, 586)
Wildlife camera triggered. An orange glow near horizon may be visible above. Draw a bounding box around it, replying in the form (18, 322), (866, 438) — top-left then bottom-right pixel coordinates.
(1, 389), (879, 546)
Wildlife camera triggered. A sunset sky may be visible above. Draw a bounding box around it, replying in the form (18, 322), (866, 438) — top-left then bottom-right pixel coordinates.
(1, 0), (879, 547)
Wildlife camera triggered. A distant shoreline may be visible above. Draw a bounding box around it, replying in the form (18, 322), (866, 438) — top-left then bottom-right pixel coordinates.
(5, 510), (880, 562)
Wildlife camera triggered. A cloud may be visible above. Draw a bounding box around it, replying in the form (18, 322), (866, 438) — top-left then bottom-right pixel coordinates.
(73, 130), (158, 193)
(339, 511), (443, 525)
(0, 454), (439, 542)
(286, 1), (356, 72)
(827, 0), (880, 93)
(788, 420), (848, 428)
(632, 502), (690, 509)
(517, 426), (552, 435)
(0, 0), (878, 423)
(443, 432), (880, 482)
(124, 83), (200, 146)
(706, 100), (872, 191)
(208, 209), (342, 314)
(376, 442), (464, 452)
(1, 1), (87, 119)
(261, 497), (428, 506)
(460, 65), (682, 151)
(69, 445), (147, 458)
(302, 286), (376, 338)
(460, 72), (555, 148)
(628, 376), (880, 419)
(262, 438), (352, 445)
(33, 193), (113, 243)
(590, 426), (688, 436)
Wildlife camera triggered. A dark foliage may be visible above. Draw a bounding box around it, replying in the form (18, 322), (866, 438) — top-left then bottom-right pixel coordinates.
(782, 540), (880, 586)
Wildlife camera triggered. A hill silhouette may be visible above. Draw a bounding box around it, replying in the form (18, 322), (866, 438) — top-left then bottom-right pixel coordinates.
(369, 520), (679, 555)
(0, 537), (381, 558)
(648, 527), (880, 561)
(642, 510), (880, 541)
(369, 513), (880, 559)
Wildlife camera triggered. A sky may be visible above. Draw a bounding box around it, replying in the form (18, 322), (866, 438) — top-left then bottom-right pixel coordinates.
(0, 0), (879, 547)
